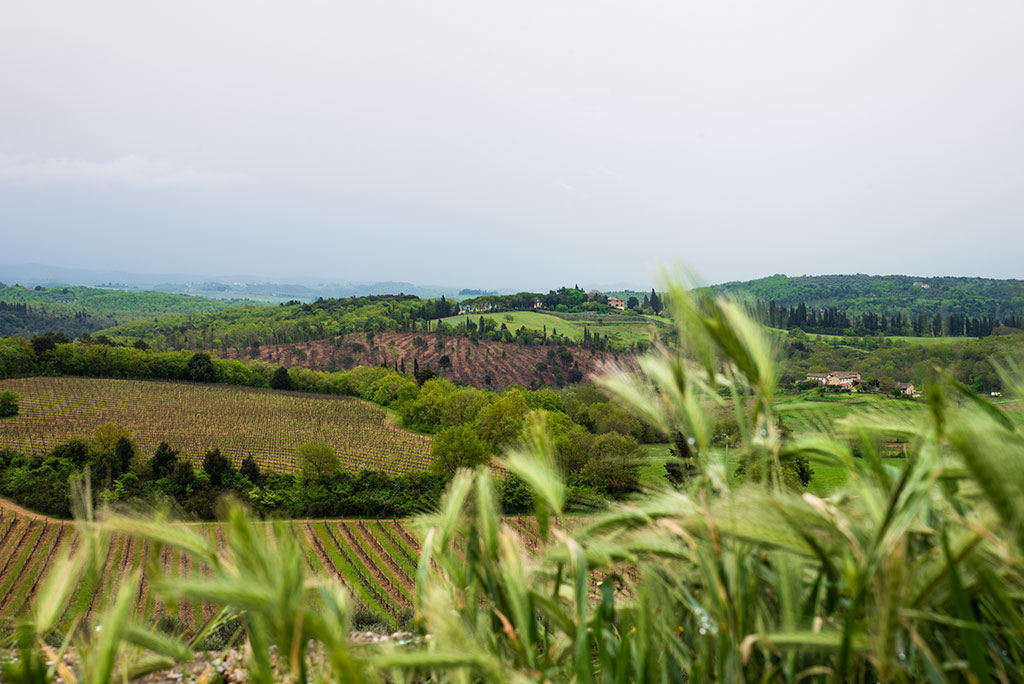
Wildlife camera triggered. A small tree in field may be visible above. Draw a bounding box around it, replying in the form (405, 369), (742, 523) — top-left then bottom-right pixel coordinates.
(297, 442), (339, 483)
(0, 391), (17, 418)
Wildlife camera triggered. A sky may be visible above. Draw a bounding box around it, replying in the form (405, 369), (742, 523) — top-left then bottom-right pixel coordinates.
(1, 1), (1022, 289)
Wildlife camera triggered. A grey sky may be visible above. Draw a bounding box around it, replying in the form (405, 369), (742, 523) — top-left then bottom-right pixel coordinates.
(1, 1), (1022, 289)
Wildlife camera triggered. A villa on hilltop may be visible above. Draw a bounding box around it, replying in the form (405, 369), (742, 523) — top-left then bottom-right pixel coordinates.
(607, 296), (625, 311)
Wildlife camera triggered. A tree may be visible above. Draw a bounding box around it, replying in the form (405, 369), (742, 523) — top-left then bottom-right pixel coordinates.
(187, 352), (216, 383)
(649, 289), (663, 314)
(89, 424), (138, 486)
(431, 424), (490, 475)
(270, 365), (293, 390)
(170, 460), (196, 496)
(240, 454), (260, 483)
(115, 436), (135, 475)
(476, 390), (530, 448)
(626, 296), (639, 310)
(414, 366), (437, 386)
(296, 442), (340, 483)
(0, 391), (18, 418)
(202, 448), (232, 487)
(149, 442), (179, 478)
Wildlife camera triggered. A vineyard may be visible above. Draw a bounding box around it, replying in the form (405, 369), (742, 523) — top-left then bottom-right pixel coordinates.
(0, 376), (433, 474)
(0, 500), (554, 635)
(225, 331), (637, 390)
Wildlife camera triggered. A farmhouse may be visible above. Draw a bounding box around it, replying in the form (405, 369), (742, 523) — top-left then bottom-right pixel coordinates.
(807, 371), (862, 388)
(607, 296), (625, 311)
(896, 382), (915, 396)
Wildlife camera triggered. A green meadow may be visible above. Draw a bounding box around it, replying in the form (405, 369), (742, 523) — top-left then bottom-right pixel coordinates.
(441, 310), (661, 347)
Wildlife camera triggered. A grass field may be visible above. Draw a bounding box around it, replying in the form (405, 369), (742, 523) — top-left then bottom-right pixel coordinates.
(638, 390), (922, 494)
(441, 310), (662, 347)
(0, 377), (433, 474)
(639, 443), (888, 495)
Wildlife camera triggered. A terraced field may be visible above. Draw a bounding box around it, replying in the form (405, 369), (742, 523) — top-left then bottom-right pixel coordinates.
(0, 500), (552, 635)
(0, 376), (432, 474)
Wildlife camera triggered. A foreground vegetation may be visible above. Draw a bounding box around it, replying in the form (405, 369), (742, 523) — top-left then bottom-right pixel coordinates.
(3, 275), (1024, 682)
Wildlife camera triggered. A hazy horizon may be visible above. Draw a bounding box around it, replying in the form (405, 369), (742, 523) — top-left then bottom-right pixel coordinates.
(3, 2), (1023, 287)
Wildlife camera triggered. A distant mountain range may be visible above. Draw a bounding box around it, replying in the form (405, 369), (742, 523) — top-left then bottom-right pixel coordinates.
(0, 263), (473, 301)
(0, 263), (653, 302)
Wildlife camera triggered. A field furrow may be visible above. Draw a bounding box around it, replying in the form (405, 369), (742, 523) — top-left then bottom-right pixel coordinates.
(0, 522), (48, 615)
(15, 523), (68, 618)
(354, 521), (415, 597)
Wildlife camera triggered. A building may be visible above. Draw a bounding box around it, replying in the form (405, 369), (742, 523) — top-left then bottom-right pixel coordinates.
(829, 371), (861, 388)
(896, 382), (915, 396)
(806, 371), (862, 388)
(607, 296), (625, 311)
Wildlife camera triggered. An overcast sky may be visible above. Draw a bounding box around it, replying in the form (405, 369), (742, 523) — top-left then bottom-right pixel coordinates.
(1, 1), (1022, 289)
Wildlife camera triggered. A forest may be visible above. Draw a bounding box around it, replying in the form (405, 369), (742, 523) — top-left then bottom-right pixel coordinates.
(715, 273), (1024, 318)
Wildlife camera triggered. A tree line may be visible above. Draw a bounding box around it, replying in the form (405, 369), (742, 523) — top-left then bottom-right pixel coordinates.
(754, 299), (1022, 338)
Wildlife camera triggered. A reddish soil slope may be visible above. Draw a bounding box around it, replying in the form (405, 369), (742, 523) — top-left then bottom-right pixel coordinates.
(226, 332), (637, 389)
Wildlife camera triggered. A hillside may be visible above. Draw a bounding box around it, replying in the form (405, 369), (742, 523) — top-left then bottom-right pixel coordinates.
(225, 331), (635, 389)
(714, 274), (1024, 318)
(0, 285), (254, 338)
(0, 376), (432, 474)
(96, 294), (449, 351)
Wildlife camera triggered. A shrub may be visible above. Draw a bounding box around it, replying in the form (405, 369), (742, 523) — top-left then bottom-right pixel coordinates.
(0, 390), (18, 418)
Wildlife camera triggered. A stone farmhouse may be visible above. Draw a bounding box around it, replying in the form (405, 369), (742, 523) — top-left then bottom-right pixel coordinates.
(807, 371), (862, 388)
(607, 296), (626, 311)
(896, 382), (916, 396)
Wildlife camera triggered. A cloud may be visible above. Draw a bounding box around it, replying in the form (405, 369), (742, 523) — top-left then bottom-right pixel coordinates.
(0, 153), (244, 189)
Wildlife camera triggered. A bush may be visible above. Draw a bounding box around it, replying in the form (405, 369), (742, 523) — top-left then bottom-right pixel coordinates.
(0, 390), (18, 418)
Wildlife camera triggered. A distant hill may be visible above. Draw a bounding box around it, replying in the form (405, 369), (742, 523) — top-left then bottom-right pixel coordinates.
(713, 274), (1024, 319)
(0, 285), (252, 338)
(0, 263), (468, 302)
